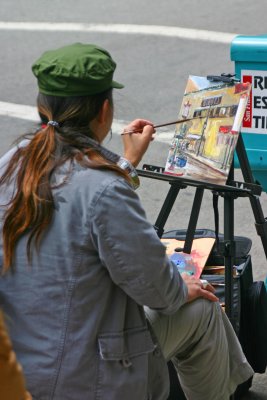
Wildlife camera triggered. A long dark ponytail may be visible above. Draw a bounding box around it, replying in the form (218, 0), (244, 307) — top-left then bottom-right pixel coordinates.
(0, 90), (128, 270)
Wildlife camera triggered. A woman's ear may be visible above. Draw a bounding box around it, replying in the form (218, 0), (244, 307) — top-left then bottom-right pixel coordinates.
(97, 99), (112, 124)
(90, 98), (113, 143)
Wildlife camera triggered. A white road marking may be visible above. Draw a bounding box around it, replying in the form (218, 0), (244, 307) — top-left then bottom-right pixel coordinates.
(0, 101), (173, 143)
(0, 22), (238, 44)
(0, 101), (40, 121)
(1, 21), (225, 142)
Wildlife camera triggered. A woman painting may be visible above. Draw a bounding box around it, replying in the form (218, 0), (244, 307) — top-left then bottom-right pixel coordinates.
(0, 43), (253, 399)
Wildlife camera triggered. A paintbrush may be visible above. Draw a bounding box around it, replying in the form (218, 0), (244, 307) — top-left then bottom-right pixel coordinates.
(121, 116), (205, 135)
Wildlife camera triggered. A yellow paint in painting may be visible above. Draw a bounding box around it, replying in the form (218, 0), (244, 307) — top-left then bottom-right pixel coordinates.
(203, 119), (222, 158)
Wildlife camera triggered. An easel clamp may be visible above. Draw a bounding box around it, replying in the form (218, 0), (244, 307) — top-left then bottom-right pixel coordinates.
(255, 220), (267, 238)
(207, 73), (239, 84)
(218, 240), (236, 257)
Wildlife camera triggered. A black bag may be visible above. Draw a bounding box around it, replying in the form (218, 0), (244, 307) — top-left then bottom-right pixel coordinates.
(240, 280), (267, 373)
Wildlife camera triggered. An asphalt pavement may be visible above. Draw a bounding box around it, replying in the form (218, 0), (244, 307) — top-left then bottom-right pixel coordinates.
(0, 1), (267, 398)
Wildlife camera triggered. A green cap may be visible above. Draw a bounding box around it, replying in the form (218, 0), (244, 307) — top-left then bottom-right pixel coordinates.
(31, 43), (124, 97)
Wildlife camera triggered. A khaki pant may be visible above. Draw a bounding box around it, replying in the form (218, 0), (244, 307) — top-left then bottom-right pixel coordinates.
(145, 299), (254, 400)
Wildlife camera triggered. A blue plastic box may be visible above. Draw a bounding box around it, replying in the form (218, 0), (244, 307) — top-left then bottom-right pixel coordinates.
(231, 35), (267, 191)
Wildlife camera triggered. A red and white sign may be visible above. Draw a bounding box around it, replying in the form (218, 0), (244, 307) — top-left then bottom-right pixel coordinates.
(241, 70), (267, 134)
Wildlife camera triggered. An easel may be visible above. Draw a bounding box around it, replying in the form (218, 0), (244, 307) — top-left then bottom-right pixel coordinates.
(139, 71), (267, 324)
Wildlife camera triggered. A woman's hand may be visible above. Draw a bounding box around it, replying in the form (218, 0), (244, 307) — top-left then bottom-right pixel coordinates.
(121, 119), (155, 167)
(181, 273), (219, 303)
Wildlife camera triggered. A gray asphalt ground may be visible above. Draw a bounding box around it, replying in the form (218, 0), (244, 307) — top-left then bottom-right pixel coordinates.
(1, 1), (267, 398)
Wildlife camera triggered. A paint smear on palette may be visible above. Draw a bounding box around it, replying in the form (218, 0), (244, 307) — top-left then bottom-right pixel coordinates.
(161, 237), (216, 278)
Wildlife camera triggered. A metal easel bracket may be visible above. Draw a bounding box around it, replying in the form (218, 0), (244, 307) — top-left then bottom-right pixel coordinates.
(207, 73), (240, 84)
(220, 240), (236, 257)
(227, 180), (262, 196)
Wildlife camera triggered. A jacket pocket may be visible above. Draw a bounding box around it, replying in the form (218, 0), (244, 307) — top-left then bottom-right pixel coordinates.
(96, 327), (156, 400)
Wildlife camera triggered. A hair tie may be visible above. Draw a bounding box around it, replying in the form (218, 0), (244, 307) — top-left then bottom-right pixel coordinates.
(47, 120), (59, 128)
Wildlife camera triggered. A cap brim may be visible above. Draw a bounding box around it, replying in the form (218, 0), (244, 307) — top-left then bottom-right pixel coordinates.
(112, 80), (124, 89)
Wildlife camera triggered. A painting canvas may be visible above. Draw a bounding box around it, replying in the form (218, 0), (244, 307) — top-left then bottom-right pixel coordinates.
(164, 76), (251, 185)
(161, 237), (216, 278)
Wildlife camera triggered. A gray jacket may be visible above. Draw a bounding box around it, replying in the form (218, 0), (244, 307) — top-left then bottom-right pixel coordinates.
(0, 146), (187, 400)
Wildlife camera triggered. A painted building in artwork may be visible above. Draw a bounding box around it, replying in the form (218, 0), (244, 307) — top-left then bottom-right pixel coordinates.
(175, 83), (249, 170)
(165, 77), (251, 184)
